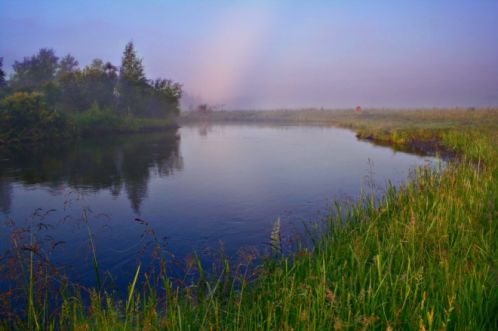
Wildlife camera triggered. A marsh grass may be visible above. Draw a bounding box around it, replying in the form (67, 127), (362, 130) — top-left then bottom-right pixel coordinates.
(2, 109), (498, 330)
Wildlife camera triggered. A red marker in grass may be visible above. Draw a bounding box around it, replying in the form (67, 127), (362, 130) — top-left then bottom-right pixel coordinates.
(355, 106), (362, 113)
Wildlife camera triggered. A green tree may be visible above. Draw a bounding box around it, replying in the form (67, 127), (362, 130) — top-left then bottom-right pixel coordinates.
(80, 59), (118, 110)
(119, 42), (146, 83)
(58, 59), (118, 112)
(0, 57), (7, 99)
(118, 42), (148, 116)
(58, 70), (84, 112)
(57, 54), (79, 79)
(3, 45), (182, 120)
(0, 92), (71, 143)
(0, 57), (5, 88)
(147, 78), (183, 117)
(10, 49), (59, 91)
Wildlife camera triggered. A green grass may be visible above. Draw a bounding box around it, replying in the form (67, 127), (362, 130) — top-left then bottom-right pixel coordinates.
(2, 109), (498, 330)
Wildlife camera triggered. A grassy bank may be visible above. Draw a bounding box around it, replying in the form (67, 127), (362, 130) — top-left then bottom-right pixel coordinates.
(3, 109), (498, 330)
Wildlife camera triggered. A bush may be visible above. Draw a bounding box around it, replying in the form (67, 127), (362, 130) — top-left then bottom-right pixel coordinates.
(70, 103), (176, 137)
(0, 92), (74, 143)
(70, 102), (124, 136)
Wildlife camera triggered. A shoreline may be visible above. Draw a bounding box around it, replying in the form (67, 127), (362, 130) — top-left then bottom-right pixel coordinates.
(0, 120), (180, 147)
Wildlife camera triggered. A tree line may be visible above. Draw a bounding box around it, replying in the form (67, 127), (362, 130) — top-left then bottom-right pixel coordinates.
(0, 42), (182, 143)
(0, 42), (182, 117)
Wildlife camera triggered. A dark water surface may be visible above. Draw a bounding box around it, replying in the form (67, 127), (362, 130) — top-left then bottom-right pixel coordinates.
(0, 124), (438, 286)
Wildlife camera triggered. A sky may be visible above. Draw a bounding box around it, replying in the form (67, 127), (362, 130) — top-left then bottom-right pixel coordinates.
(1, 0), (498, 109)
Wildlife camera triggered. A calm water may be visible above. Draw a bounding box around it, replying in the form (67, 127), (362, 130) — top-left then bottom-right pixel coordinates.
(0, 124), (438, 286)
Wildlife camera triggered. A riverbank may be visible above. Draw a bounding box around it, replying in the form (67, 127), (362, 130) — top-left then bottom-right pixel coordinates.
(2, 109), (498, 330)
(0, 110), (178, 146)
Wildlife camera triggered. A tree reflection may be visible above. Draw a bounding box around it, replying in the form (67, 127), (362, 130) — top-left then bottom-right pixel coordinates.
(0, 179), (12, 214)
(0, 130), (183, 213)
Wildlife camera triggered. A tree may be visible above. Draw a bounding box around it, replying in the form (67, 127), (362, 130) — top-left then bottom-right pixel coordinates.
(58, 70), (84, 112)
(57, 54), (79, 79)
(0, 57), (5, 88)
(0, 92), (45, 130)
(11, 49), (59, 91)
(72, 59), (117, 111)
(118, 42), (147, 116)
(147, 78), (183, 117)
(3, 45), (182, 119)
(119, 42), (145, 83)
(103, 61), (118, 78)
(0, 57), (7, 99)
(57, 59), (117, 112)
(0, 92), (71, 142)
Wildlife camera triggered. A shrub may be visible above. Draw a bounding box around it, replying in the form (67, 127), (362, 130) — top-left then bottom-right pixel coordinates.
(70, 102), (124, 136)
(0, 92), (73, 143)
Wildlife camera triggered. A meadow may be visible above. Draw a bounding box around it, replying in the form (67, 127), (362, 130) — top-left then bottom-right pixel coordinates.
(2, 108), (498, 330)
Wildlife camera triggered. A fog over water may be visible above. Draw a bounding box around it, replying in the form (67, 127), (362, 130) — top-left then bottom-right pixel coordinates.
(1, 0), (498, 108)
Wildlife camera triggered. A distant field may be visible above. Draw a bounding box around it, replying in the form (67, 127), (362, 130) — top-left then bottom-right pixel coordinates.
(180, 108), (498, 128)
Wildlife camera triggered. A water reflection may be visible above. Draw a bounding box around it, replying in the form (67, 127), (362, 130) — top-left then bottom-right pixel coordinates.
(0, 131), (183, 213)
(0, 179), (12, 214)
(0, 125), (439, 287)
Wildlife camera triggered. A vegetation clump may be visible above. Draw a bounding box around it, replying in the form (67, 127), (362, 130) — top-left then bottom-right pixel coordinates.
(0, 92), (73, 144)
(0, 42), (182, 144)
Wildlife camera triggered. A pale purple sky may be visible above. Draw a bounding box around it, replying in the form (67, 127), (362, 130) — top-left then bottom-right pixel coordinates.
(1, 0), (498, 109)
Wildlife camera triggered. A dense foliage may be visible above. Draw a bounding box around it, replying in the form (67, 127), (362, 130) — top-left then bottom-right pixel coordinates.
(0, 92), (73, 143)
(0, 57), (6, 91)
(0, 42), (181, 143)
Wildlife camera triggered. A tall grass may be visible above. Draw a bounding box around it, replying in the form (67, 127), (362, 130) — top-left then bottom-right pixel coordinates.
(1, 109), (497, 330)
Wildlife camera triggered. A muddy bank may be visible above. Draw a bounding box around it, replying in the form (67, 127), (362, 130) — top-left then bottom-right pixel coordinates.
(357, 134), (456, 160)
